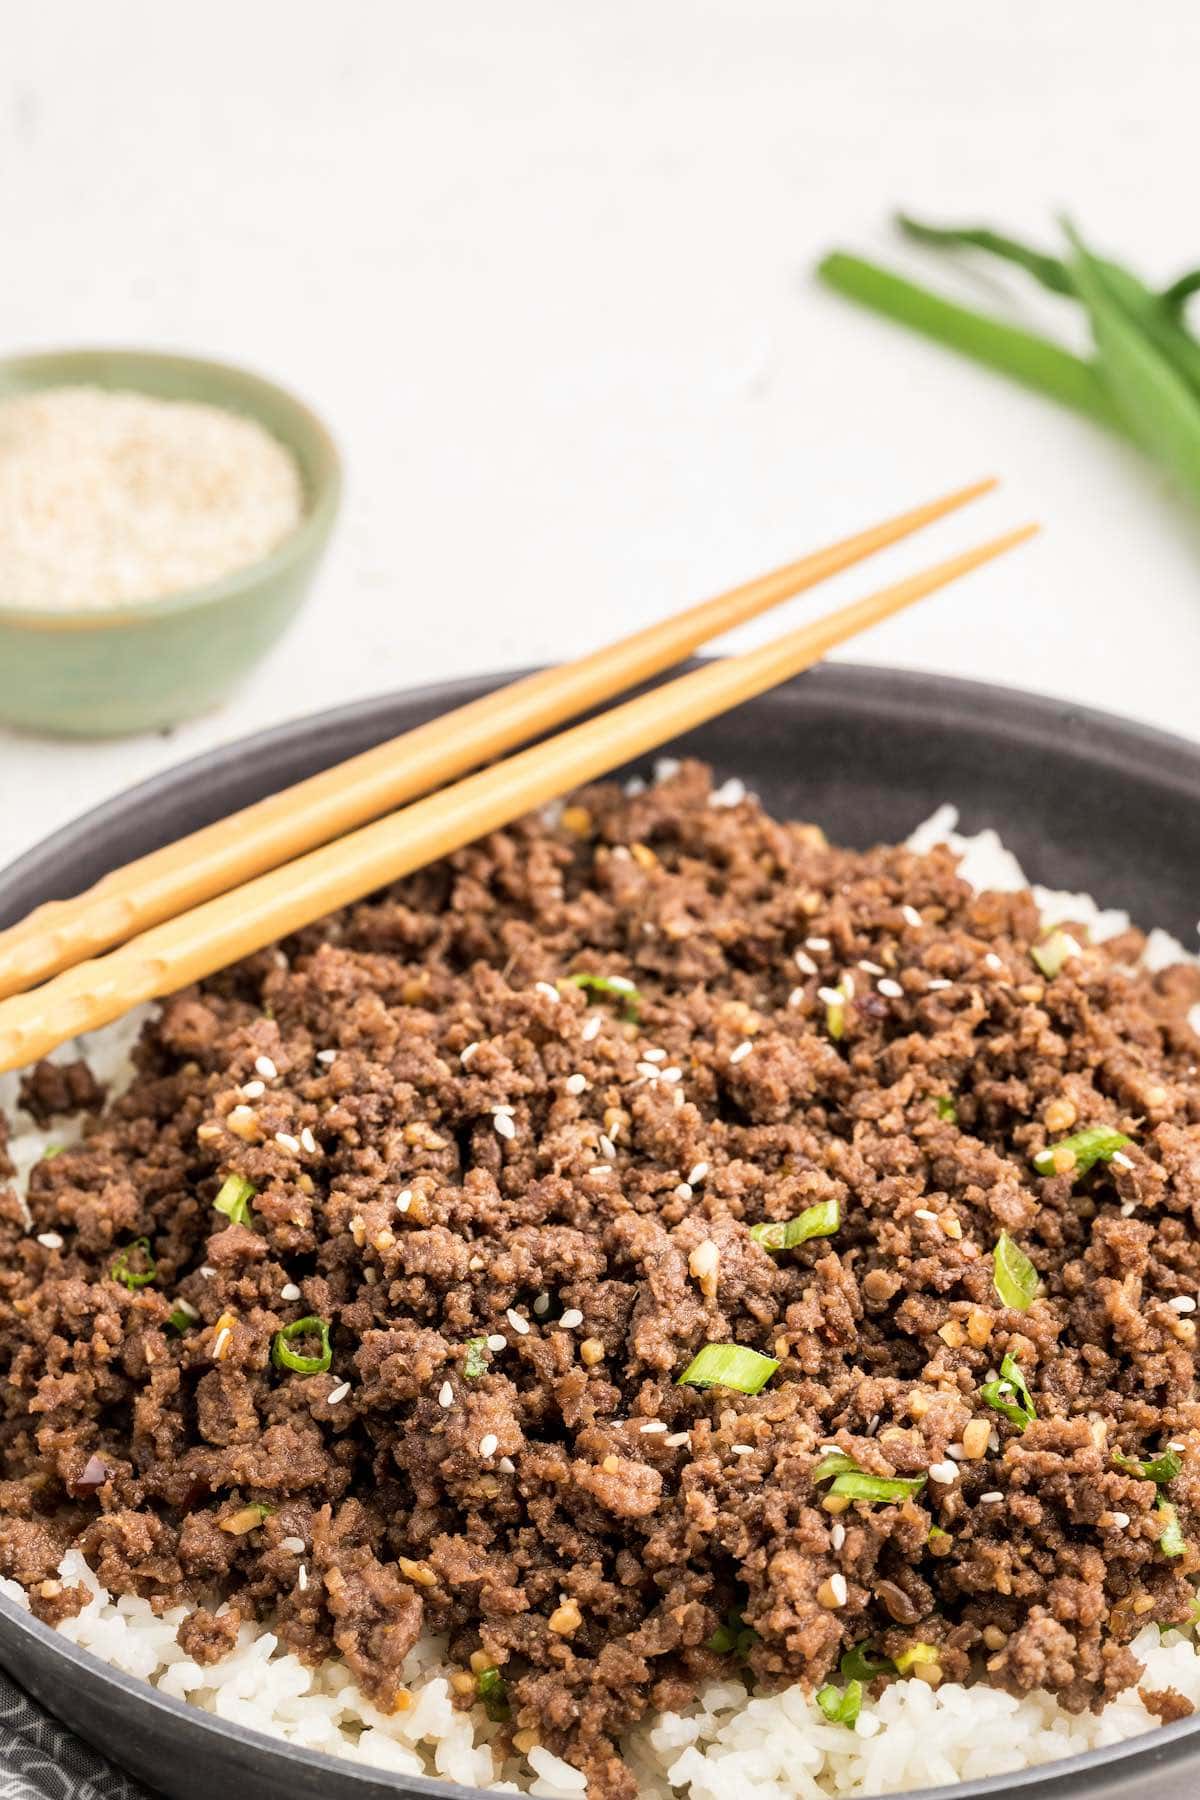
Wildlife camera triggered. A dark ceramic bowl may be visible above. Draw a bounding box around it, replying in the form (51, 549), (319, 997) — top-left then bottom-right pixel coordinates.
(0, 664), (1198, 1800)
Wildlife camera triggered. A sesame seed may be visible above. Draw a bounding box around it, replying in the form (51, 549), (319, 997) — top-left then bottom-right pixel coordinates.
(280, 1282), (301, 1302)
(486, 1334), (507, 1352)
(227, 1104), (255, 1128)
(35, 1231), (63, 1249)
(729, 1041), (752, 1065)
(494, 1113), (516, 1141)
(980, 1491), (1004, 1504)
(902, 905), (923, 928)
(1111, 1151), (1134, 1170)
(608, 976), (635, 993)
(275, 1132), (300, 1153)
(211, 1328), (230, 1360)
(806, 937), (830, 951)
(731, 1444), (755, 1456)
(689, 1239), (719, 1280)
(327, 1381), (350, 1406)
(829, 1573), (849, 1606)
(363, 1268), (377, 1286)
(240, 1080), (266, 1100)
(479, 1434), (499, 1458)
(794, 950), (818, 976)
(533, 1292), (551, 1315)
(913, 1208), (940, 1224)
(928, 1461), (959, 1484)
(1120, 1200), (1137, 1217)
(254, 1056), (278, 1080)
(492, 1102), (515, 1114)
(661, 1066), (682, 1083)
(397, 1190), (412, 1213)
(984, 953), (1004, 972)
(174, 1299), (199, 1320)
(1170, 1440), (1186, 1450)
(674, 1182), (693, 1201)
(316, 1049), (337, 1065)
(642, 1047), (667, 1063)
(535, 981), (560, 1003)
(559, 1309), (583, 1330)
(507, 1308), (530, 1335)
(280, 1536), (305, 1554)
(588, 1165), (612, 1177)
(877, 978), (903, 999)
(439, 1381), (454, 1407)
(640, 1421), (668, 1434)
(300, 1127), (317, 1154)
(581, 1014), (602, 1042)
(636, 1062), (661, 1081)
(200, 1265), (216, 1279)
(460, 1042), (480, 1067)
(927, 978), (952, 991)
(787, 986), (804, 1007)
(688, 1163), (709, 1185)
(664, 1431), (691, 1448)
(298, 1564), (308, 1590)
(1170, 1296), (1197, 1314)
(817, 986), (843, 1007)
(565, 1073), (588, 1096)
(858, 960), (884, 975)
(1108, 1511), (1131, 1529)
(497, 1456), (516, 1474)
(599, 1134), (617, 1160)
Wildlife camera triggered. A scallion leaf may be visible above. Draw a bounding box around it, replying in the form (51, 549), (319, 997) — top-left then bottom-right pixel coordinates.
(168, 1303), (197, 1333)
(706, 1623), (738, 1654)
(1157, 1496), (1187, 1559)
(840, 1643), (896, 1682)
(934, 1095), (957, 1123)
(817, 1679), (862, 1726)
(214, 1173), (257, 1228)
(749, 1199), (840, 1252)
(463, 1337), (490, 1379)
(992, 1231), (1038, 1311)
(1033, 1126), (1132, 1180)
(110, 1237), (157, 1290)
(475, 1665), (509, 1722)
(1031, 931), (1082, 979)
(813, 1453), (926, 1503)
(979, 1352), (1037, 1431)
(272, 1316), (332, 1374)
(677, 1343), (779, 1394)
(560, 972), (641, 1023)
(1113, 1447), (1182, 1486)
(42, 1143), (64, 1161)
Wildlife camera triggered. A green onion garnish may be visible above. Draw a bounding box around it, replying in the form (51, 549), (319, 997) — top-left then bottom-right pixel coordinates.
(677, 1343), (779, 1394)
(272, 1316), (332, 1374)
(707, 1622), (738, 1654)
(749, 1199), (840, 1252)
(1158, 1496), (1186, 1558)
(475, 1666), (509, 1722)
(463, 1337), (490, 1379)
(979, 1352), (1037, 1430)
(816, 1679), (862, 1726)
(934, 1095), (957, 1123)
(992, 1231), (1039, 1311)
(214, 1173), (257, 1227)
(168, 1302), (198, 1333)
(110, 1237), (157, 1290)
(1114, 1447), (1182, 1485)
(893, 1641), (939, 1674)
(927, 1525), (952, 1549)
(43, 1143), (64, 1160)
(813, 1453), (926, 1503)
(560, 973), (641, 1023)
(840, 1643), (896, 1682)
(707, 1608), (757, 1659)
(1033, 1126), (1131, 1180)
(1031, 931), (1082, 979)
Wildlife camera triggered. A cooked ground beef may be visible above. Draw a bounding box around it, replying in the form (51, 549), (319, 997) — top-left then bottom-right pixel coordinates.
(2, 761), (1200, 1793)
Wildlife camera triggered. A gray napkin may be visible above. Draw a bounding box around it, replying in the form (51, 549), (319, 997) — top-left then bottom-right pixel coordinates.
(0, 1671), (150, 1800)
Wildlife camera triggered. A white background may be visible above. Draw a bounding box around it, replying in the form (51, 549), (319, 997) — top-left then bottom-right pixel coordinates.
(2, 0), (1199, 864)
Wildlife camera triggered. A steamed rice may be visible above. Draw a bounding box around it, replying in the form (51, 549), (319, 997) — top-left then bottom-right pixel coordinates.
(1, 799), (1197, 1799)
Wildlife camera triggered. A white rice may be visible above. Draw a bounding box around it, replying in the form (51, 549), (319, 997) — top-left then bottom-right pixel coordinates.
(2, 800), (1198, 1797)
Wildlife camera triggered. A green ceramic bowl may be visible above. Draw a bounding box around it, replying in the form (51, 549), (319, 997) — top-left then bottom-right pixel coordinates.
(0, 348), (341, 737)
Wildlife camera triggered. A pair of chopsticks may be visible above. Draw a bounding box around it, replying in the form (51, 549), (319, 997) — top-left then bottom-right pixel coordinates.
(0, 482), (1034, 1072)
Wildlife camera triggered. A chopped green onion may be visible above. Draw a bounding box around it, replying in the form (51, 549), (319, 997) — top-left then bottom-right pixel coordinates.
(110, 1237), (157, 1290)
(749, 1199), (840, 1252)
(934, 1095), (958, 1123)
(463, 1337), (490, 1379)
(42, 1143), (64, 1160)
(817, 1679), (862, 1726)
(813, 1453), (926, 1503)
(992, 1231), (1039, 1311)
(475, 1666), (509, 1722)
(1114, 1447), (1182, 1485)
(1033, 1126), (1132, 1180)
(168, 1303), (197, 1333)
(980, 1353), (1037, 1431)
(214, 1173), (257, 1227)
(560, 972), (641, 1023)
(1031, 931), (1082, 979)
(840, 1643), (896, 1682)
(706, 1622), (738, 1654)
(927, 1525), (952, 1549)
(678, 1343), (779, 1394)
(1157, 1496), (1186, 1558)
(272, 1316), (332, 1374)
(894, 1641), (939, 1675)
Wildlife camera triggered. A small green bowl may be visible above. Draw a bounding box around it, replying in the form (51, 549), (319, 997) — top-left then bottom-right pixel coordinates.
(0, 348), (341, 737)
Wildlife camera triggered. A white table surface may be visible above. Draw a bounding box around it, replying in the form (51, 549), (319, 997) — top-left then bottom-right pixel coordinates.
(3, 0), (1199, 869)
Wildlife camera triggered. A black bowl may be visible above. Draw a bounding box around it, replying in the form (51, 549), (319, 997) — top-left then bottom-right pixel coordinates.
(1, 664), (1198, 1800)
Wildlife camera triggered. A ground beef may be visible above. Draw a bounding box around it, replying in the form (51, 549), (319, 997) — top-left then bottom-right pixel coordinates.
(2, 760), (1200, 1796)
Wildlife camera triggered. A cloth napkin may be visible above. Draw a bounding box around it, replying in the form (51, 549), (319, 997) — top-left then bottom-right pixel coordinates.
(0, 1670), (149, 1800)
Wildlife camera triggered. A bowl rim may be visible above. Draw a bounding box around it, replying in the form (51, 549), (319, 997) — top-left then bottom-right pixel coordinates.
(0, 663), (1198, 1800)
(0, 345), (342, 633)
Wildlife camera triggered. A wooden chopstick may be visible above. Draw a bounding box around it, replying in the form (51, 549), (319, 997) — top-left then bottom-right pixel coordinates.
(0, 523), (1035, 1072)
(0, 479), (996, 1001)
